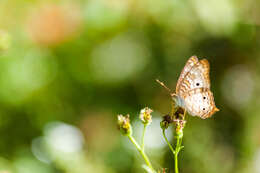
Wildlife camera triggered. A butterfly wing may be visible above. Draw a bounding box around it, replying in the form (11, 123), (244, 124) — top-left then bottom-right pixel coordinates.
(175, 56), (219, 118)
(182, 88), (219, 119)
(176, 56), (199, 93)
(176, 58), (210, 96)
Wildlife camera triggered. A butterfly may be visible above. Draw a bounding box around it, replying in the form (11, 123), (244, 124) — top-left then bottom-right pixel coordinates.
(157, 56), (219, 119)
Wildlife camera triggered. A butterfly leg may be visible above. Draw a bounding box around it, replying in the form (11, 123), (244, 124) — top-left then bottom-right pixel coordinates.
(171, 101), (176, 116)
(183, 109), (187, 120)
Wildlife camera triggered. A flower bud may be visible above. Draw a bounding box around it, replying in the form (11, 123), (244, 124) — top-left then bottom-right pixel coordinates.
(139, 107), (153, 125)
(175, 119), (186, 138)
(160, 114), (173, 130)
(160, 120), (169, 130)
(117, 114), (132, 136)
(176, 127), (183, 138)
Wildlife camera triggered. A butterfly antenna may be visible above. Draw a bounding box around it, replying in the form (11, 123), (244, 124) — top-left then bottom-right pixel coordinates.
(156, 79), (172, 94)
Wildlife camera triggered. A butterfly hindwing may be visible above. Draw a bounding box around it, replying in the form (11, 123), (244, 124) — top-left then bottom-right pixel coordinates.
(182, 88), (218, 119)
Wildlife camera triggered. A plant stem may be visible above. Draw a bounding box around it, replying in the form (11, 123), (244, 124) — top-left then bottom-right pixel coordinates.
(174, 133), (183, 173)
(128, 135), (155, 172)
(175, 137), (180, 173)
(175, 152), (178, 173)
(141, 124), (147, 151)
(162, 129), (175, 155)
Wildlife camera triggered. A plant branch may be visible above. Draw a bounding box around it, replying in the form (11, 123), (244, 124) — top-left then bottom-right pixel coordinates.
(174, 119), (185, 173)
(162, 129), (175, 155)
(128, 135), (155, 173)
(174, 135), (183, 173)
(141, 124), (147, 151)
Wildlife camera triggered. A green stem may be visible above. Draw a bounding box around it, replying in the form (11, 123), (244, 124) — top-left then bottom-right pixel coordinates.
(175, 152), (178, 173)
(175, 137), (179, 173)
(162, 129), (175, 155)
(141, 124), (147, 151)
(128, 135), (155, 172)
(174, 134), (183, 173)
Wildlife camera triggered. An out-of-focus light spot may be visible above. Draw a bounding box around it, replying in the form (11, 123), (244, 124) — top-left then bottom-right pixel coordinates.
(13, 156), (54, 173)
(79, 111), (118, 152)
(144, 117), (173, 149)
(103, 0), (129, 11)
(27, 3), (82, 46)
(0, 157), (13, 173)
(130, 115), (173, 150)
(191, 0), (237, 35)
(0, 49), (57, 104)
(32, 121), (114, 173)
(0, 30), (10, 51)
(84, 0), (128, 30)
(253, 149), (260, 173)
(138, 0), (174, 19)
(89, 33), (150, 84)
(44, 122), (84, 153)
(31, 137), (51, 164)
(221, 65), (254, 109)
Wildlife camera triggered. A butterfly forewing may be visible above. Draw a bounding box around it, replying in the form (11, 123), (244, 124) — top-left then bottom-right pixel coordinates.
(176, 56), (198, 93)
(176, 58), (210, 96)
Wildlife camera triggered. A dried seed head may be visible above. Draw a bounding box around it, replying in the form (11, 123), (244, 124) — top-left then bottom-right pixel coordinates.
(139, 107), (153, 125)
(160, 114), (174, 130)
(174, 119), (186, 138)
(117, 114), (132, 136)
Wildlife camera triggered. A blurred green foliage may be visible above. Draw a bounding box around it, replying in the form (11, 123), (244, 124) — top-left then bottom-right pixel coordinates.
(0, 0), (260, 172)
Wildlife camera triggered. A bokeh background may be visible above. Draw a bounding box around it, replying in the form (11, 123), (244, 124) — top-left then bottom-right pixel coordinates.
(0, 0), (260, 172)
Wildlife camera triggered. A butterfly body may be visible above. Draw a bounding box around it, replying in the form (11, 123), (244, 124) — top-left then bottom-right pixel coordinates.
(173, 56), (219, 119)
